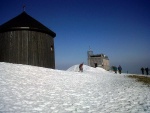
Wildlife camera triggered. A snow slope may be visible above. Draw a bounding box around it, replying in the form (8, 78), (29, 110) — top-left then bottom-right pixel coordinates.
(0, 62), (150, 113)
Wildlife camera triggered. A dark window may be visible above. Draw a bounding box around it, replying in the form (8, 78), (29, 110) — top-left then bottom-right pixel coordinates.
(94, 63), (97, 68)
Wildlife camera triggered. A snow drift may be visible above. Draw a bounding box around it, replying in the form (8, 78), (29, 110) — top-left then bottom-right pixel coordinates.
(67, 64), (107, 73)
(0, 62), (150, 113)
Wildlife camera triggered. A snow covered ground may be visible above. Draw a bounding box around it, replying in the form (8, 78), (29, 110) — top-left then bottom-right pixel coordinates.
(0, 62), (150, 113)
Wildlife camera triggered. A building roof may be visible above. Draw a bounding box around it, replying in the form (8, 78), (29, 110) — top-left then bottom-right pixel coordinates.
(0, 11), (56, 37)
(90, 54), (109, 60)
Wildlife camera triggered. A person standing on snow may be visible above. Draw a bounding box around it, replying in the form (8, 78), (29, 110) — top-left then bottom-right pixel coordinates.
(79, 63), (83, 72)
(114, 66), (117, 73)
(145, 67), (149, 75)
(141, 67), (144, 75)
(118, 65), (122, 74)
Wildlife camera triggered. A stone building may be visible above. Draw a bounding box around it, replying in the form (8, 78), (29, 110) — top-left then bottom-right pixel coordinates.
(0, 11), (56, 68)
(87, 49), (109, 70)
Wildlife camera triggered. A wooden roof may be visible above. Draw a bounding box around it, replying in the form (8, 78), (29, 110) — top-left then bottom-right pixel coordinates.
(0, 11), (56, 37)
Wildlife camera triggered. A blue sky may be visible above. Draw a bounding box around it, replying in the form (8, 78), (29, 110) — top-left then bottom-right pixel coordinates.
(0, 0), (150, 74)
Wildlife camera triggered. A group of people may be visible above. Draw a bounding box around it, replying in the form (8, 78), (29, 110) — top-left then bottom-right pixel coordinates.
(79, 63), (123, 74)
(112, 65), (122, 74)
(141, 67), (149, 75)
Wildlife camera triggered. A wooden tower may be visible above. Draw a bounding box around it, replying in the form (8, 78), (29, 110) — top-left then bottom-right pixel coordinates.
(0, 11), (56, 68)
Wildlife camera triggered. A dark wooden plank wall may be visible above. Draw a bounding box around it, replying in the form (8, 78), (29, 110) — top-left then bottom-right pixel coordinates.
(0, 30), (55, 68)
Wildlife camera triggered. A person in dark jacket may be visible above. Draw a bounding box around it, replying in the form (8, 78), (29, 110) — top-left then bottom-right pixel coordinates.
(145, 67), (149, 75)
(79, 63), (83, 72)
(114, 66), (117, 73)
(118, 65), (122, 74)
(141, 67), (144, 75)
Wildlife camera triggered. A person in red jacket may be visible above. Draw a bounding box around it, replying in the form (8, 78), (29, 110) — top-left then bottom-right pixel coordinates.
(79, 63), (83, 72)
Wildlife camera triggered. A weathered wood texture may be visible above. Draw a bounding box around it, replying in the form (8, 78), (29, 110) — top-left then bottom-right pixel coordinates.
(0, 30), (55, 68)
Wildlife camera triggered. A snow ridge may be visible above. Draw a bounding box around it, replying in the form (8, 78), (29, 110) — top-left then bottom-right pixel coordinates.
(67, 64), (107, 73)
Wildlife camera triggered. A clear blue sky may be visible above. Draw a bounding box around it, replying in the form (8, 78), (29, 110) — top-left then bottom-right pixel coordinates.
(0, 0), (150, 74)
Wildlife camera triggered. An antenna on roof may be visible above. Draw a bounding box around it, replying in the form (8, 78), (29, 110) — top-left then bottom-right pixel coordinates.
(89, 46), (91, 51)
(23, 5), (26, 12)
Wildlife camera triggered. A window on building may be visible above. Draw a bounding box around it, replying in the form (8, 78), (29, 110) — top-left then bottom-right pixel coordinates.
(51, 45), (54, 51)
